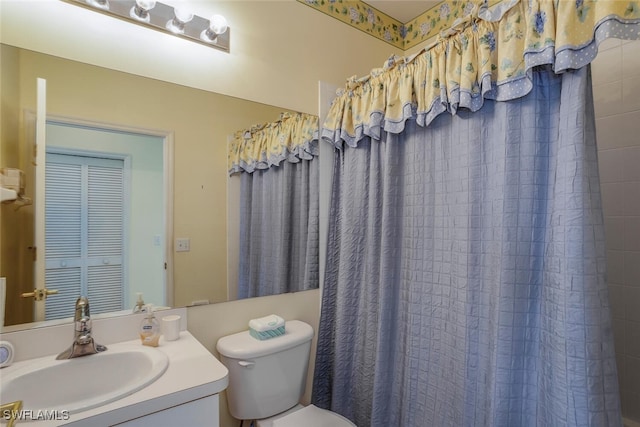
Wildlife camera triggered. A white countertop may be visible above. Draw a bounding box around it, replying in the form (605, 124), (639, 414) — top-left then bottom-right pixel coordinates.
(1, 331), (228, 426)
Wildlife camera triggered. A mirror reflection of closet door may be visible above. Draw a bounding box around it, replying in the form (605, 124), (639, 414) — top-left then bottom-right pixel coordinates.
(44, 153), (126, 321)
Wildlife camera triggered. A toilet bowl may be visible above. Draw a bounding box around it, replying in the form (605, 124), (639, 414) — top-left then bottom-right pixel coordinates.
(216, 320), (355, 427)
(256, 403), (354, 427)
(271, 404), (354, 427)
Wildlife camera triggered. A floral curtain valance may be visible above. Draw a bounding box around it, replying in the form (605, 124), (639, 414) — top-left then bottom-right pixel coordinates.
(229, 112), (319, 174)
(322, 0), (640, 148)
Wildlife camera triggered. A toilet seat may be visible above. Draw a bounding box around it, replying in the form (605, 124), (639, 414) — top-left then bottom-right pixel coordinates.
(272, 404), (355, 427)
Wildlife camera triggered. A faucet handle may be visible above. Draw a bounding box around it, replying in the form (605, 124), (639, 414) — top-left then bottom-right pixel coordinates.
(74, 297), (93, 343)
(0, 400), (23, 427)
(75, 317), (92, 333)
(74, 296), (91, 319)
(57, 296), (107, 359)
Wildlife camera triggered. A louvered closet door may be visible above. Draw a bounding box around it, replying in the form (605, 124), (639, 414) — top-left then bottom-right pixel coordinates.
(45, 153), (125, 320)
(45, 159), (82, 320)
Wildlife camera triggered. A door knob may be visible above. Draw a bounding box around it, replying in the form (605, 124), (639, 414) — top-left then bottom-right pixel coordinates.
(21, 288), (59, 301)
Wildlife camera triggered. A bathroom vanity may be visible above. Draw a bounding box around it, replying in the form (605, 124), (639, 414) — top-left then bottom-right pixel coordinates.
(0, 308), (228, 426)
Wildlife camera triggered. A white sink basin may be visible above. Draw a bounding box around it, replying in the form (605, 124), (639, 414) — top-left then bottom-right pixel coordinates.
(0, 342), (169, 414)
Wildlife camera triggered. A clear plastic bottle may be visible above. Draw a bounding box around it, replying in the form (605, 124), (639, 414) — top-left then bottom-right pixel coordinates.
(139, 304), (160, 347)
(132, 292), (145, 313)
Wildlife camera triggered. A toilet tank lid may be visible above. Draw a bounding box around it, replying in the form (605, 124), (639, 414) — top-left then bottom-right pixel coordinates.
(216, 320), (314, 359)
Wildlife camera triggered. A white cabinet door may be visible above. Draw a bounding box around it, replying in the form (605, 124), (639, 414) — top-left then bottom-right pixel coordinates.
(112, 395), (219, 427)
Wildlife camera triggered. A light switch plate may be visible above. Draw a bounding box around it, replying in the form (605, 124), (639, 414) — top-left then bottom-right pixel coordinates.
(176, 238), (190, 252)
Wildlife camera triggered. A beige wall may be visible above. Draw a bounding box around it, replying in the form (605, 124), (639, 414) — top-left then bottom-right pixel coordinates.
(592, 39), (640, 423)
(0, 0), (400, 116)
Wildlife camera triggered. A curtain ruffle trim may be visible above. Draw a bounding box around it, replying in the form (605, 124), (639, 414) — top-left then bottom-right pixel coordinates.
(229, 112), (319, 175)
(322, 0), (640, 148)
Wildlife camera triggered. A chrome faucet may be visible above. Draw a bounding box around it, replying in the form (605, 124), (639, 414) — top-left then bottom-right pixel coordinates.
(56, 296), (107, 360)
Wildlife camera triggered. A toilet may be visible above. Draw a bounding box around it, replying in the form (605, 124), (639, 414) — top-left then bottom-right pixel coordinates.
(216, 320), (355, 427)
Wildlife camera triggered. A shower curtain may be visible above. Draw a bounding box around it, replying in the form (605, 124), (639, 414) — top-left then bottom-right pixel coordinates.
(238, 158), (319, 298)
(229, 112), (319, 299)
(312, 1), (640, 425)
(314, 66), (618, 426)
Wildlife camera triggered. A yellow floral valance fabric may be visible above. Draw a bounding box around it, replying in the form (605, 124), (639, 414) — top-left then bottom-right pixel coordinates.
(322, 0), (640, 147)
(229, 112), (319, 174)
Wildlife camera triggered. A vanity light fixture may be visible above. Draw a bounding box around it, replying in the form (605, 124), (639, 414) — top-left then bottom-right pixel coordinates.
(65, 0), (230, 52)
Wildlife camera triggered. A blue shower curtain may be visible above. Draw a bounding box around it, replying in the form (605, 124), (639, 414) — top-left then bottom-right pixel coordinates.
(313, 67), (620, 426)
(238, 158), (319, 298)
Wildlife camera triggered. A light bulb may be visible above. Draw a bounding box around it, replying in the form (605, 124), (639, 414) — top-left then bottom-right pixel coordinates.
(86, 0), (109, 10)
(174, 8), (194, 23)
(136, 0), (156, 10)
(167, 7), (194, 34)
(201, 14), (228, 43)
(208, 14), (228, 35)
(130, 0), (156, 22)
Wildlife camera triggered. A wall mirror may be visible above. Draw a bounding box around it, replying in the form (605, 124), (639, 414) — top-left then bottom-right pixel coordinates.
(0, 44), (320, 330)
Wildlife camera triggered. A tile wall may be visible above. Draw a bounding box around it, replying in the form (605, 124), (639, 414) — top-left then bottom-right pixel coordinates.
(592, 38), (640, 422)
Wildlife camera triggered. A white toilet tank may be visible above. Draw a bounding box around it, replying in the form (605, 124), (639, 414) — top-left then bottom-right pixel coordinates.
(216, 320), (314, 421)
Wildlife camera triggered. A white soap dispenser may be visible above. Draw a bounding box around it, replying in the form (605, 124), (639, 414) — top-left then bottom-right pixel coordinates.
(139, 304), (160, 347)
